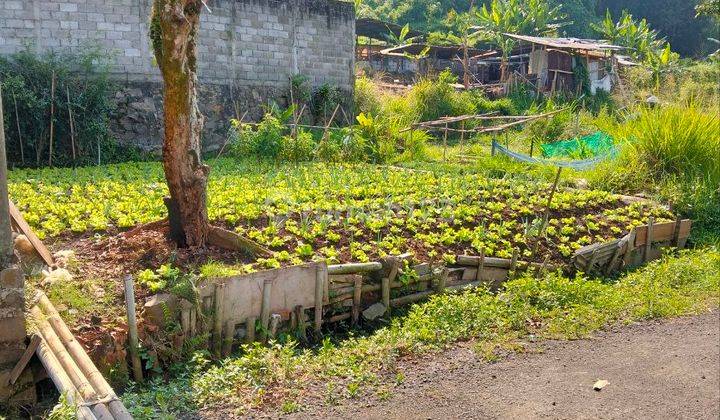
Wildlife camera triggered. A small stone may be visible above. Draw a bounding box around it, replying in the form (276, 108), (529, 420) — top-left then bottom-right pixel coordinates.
(362, 302), (387, 321)
(593, 379), (609, 391)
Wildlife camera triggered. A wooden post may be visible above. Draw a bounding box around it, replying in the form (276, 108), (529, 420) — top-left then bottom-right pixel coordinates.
(605, 242), (623, 275)
(644, 217), (655, 262)
(213, 283), (225, 356)
(491, 135), (496, 156)
(460, 121), (465, 149)
(222, 321), (234, 357)
(0, 84), (13, 269)
(671, 218), (682, 248)
(623, 229), (637, 266)
(123, 275), (143, 384)
(314, 264), (326, 335)
(586, 249), (599, 275)
(541, 167), (563, 231)
(48, 70), (56, 167)
(529, 137), (534, 157)
(508, 248), (519, 279)
(260, 278), (272, 342)
(436, 267), (448, 292)
(351, 276), (362, 326)
(294, 305), (307, 342)
(245, 317), (256, 344)
(475, 248), (485, 282)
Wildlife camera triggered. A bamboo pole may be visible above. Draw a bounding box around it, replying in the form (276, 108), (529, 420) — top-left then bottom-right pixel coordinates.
(542, 167), (563, 230)
(381, 276), (390, 315)
(443, 122), (448, 161)
(213, 283), (225, 356)
(327, 262), (382, 274)
(31, 306), (113, 420)
(351, 275), (362, 326)
(37, 294), (133, 420)
(123, 275), (143, 384)
(508, 248), (519, 279)
(35, 338), (95, 420)
(66, 86), (76, 164)
(11, 90), (24, 165)
(48, 71), (55, 167)
(259, 279), (272, 342)
(475, 248), (485, 281)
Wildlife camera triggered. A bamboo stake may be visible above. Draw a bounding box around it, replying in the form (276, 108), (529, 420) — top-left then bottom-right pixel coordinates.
(381, 275), (390, 315)
(671, 218), (682, 248)
(65, 86), (76, 164)
(48, 71), (55, 167)
(37, 294), (132, 420)
(212, 283), (225, 356)
(351, 275), (362, 326)
(542, 167), (563, 230)
(123, 275), (143, 384)
(260, 279), (272, 342)
(508, 248), (519, 279)
(11, 90), (24, 165)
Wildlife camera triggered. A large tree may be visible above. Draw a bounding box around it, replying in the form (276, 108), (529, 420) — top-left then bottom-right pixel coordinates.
(150, 0), (209, 247)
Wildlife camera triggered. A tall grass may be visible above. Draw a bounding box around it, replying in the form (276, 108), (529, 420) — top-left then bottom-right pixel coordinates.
(589, 104), (720, 238)
(612, 105), (719, 183)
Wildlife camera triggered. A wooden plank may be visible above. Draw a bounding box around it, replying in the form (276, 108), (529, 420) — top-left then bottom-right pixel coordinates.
(8, 334), (41, 385)
(9, 200), (54, 266)
(634, 220), (691, 247)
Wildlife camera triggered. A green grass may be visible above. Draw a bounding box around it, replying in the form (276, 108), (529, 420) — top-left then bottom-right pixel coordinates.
(121, 248), (719, 418)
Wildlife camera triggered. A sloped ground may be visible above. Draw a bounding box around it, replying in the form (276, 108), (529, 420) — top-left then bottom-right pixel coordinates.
(295, 312), (719, 419)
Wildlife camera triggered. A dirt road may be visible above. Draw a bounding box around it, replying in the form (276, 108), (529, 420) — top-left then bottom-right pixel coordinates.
(297, 312), (720, 420)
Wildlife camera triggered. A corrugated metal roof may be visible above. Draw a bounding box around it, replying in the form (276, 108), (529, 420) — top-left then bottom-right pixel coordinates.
(503, 34), (625, 52)
(379, 43), (488, 60)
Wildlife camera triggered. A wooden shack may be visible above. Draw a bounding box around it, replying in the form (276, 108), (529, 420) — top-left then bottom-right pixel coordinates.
(503, 34), (626, 94)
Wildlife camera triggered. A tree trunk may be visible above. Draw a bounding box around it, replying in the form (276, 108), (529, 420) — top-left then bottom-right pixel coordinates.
(150, 0), (210, 247)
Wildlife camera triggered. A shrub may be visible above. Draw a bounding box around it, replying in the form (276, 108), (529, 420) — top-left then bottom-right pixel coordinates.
(354, 76), (382, 116)
(0, 46), (138, 168)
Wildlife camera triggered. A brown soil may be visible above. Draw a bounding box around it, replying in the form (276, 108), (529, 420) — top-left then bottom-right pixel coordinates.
(285, 312), (720, 420)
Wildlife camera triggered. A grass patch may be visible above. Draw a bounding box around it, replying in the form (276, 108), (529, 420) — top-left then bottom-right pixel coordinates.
(122, 248), (719, 418)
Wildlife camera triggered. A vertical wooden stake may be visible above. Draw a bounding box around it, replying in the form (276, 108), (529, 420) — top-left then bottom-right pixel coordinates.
(189, 308), (196, 337)
(381, 276), (390, 316)
(605, 242), (623, 276)
(529, 137), (534, 157)
(294, 305), (307, 342)
(671, 218), (682, 248)
(213, 283), (225, 357)
(351, 276), (362, 326)
(541, 167), (563, 232)
(245, 317), (256, 344)
(48, 70), (56, 167)
(436, 267), (448, 292)
(623, 228), (637, 266)
(491, 136), (497, 156)
(222, 321), (235, 357)
(460, 121), (465, 149)
(314, 264), (326, 335)
(508, 248), (519, 279)
(644, 216), (655, 263)
(586, 249), (599, 275)
(475, 248), (485, 282)
(123, 275), (143, 384)
(260, 278), (273, 342)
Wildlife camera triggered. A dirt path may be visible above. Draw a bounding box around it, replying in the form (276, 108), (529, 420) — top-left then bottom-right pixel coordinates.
(296, 312), (720, 419)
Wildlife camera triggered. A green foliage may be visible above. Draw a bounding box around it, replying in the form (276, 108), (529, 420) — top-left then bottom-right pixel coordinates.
(47, 393), (77, 420)
(0, 46), (142, 168)
(122, 249), (720, 415)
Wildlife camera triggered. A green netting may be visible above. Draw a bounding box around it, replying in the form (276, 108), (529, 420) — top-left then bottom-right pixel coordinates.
(541, 132), (614, 159)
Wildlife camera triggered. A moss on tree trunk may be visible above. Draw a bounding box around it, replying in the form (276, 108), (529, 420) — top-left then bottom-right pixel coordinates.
(150, 0), (209, 247)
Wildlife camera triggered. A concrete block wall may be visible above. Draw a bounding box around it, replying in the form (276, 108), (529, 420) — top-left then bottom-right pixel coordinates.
(0, 0), (356, 151)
